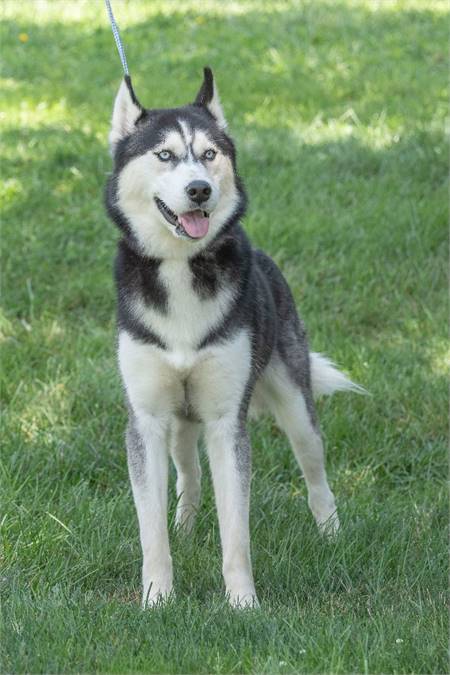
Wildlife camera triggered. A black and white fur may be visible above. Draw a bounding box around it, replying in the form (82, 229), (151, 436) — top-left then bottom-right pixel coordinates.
(105, 68), (362, 608)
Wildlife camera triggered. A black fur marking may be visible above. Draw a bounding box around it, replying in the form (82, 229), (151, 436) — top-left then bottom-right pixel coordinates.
(196, 227), (276, 368)
(116, 296), (166, 348)
(189, 236), (240, 299)
(114, 240), (167, 349)
(254, 250), (317, 426)
(193, 66), (214, 107)
(189, 253), (219, 298)
(124, 75), (146, 125)
(116, 239), (167, 313)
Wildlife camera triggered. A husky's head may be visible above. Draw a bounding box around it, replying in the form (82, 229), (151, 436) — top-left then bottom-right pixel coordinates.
(107, 68), (246, 257)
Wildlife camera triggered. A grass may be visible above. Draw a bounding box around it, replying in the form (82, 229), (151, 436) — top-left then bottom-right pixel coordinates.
(0, 0), (447, 672)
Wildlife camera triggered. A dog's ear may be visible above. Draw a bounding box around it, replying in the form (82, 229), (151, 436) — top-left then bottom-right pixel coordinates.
(193, 67), (227, 130)
(109, 76), (144, 151)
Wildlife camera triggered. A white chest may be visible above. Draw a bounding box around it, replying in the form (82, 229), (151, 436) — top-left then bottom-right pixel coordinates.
(133, 259), (233, 370)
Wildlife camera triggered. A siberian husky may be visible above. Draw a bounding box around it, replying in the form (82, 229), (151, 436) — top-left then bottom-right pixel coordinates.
(105, 68), (362, 608)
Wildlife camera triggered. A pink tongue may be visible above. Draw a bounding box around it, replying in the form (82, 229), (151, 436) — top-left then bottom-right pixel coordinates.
(178, 210), (209, 239)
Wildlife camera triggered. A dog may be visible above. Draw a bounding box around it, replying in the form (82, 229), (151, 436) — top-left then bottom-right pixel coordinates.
(105, 67), (362, 608)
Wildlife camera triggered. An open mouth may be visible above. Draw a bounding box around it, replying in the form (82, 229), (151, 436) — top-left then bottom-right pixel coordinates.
(154, 197), (210, 240)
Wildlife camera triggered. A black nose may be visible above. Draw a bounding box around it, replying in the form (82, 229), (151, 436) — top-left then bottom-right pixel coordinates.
(185, 180), (211, 205)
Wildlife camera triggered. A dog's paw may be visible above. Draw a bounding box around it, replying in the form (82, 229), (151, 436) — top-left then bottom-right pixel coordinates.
(309, 489), (340, 537)
(141, 586), (173, 609)
(227, 588), (260, 609)
(175, 504), (197, 534)
(141, 574), (173, 609)
(316, 509), (340, 537)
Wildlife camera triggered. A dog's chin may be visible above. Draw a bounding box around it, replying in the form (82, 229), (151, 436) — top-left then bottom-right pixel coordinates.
(154, 197), (210, 241)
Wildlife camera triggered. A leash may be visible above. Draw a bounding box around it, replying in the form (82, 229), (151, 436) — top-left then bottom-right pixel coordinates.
(104, 0), (129, 76)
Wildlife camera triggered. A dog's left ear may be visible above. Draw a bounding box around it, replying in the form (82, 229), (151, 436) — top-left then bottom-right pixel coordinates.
(193, 67), (227, 130)
(109, 75), (145, 151)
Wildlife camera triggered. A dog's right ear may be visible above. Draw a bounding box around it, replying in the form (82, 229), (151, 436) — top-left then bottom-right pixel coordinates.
(109, 76), (144, 151)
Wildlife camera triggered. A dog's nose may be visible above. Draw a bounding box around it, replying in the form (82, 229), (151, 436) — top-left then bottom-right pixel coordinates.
(185, 180), (211, 205)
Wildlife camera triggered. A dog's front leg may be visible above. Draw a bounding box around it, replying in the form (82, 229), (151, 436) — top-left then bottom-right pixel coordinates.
(205, 417), (258, 608)
(127, 413), (172, 607)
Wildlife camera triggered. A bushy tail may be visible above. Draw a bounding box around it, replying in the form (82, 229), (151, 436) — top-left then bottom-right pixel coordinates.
(310, 352), (366, 398)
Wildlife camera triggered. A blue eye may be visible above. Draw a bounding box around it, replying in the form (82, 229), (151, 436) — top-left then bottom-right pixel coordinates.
(156, 150), (173, 161)
(203, 149), (216, 161)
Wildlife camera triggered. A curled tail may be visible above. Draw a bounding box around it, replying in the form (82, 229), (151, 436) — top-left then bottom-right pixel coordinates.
(310, 352), (366, 398)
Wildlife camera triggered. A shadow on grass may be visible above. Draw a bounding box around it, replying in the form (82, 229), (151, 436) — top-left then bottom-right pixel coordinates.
(1, 2), (447, 120)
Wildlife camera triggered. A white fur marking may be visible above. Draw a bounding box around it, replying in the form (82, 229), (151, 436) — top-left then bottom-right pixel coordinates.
(206, 80), (227, 130)
(310, 352), (366, 397)
(116, 150), (231, 258)
(178, 120), (193, 151)
(109, 79), (141, 150)
(132, 259), (235, 369)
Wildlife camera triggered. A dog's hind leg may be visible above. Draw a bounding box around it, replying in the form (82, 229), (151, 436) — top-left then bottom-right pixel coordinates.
(170, 417), (202, 533)
(263, 355), (339, 534)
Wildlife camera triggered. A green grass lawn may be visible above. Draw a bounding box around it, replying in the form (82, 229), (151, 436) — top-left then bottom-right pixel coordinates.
(1, 0), (447, 672)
